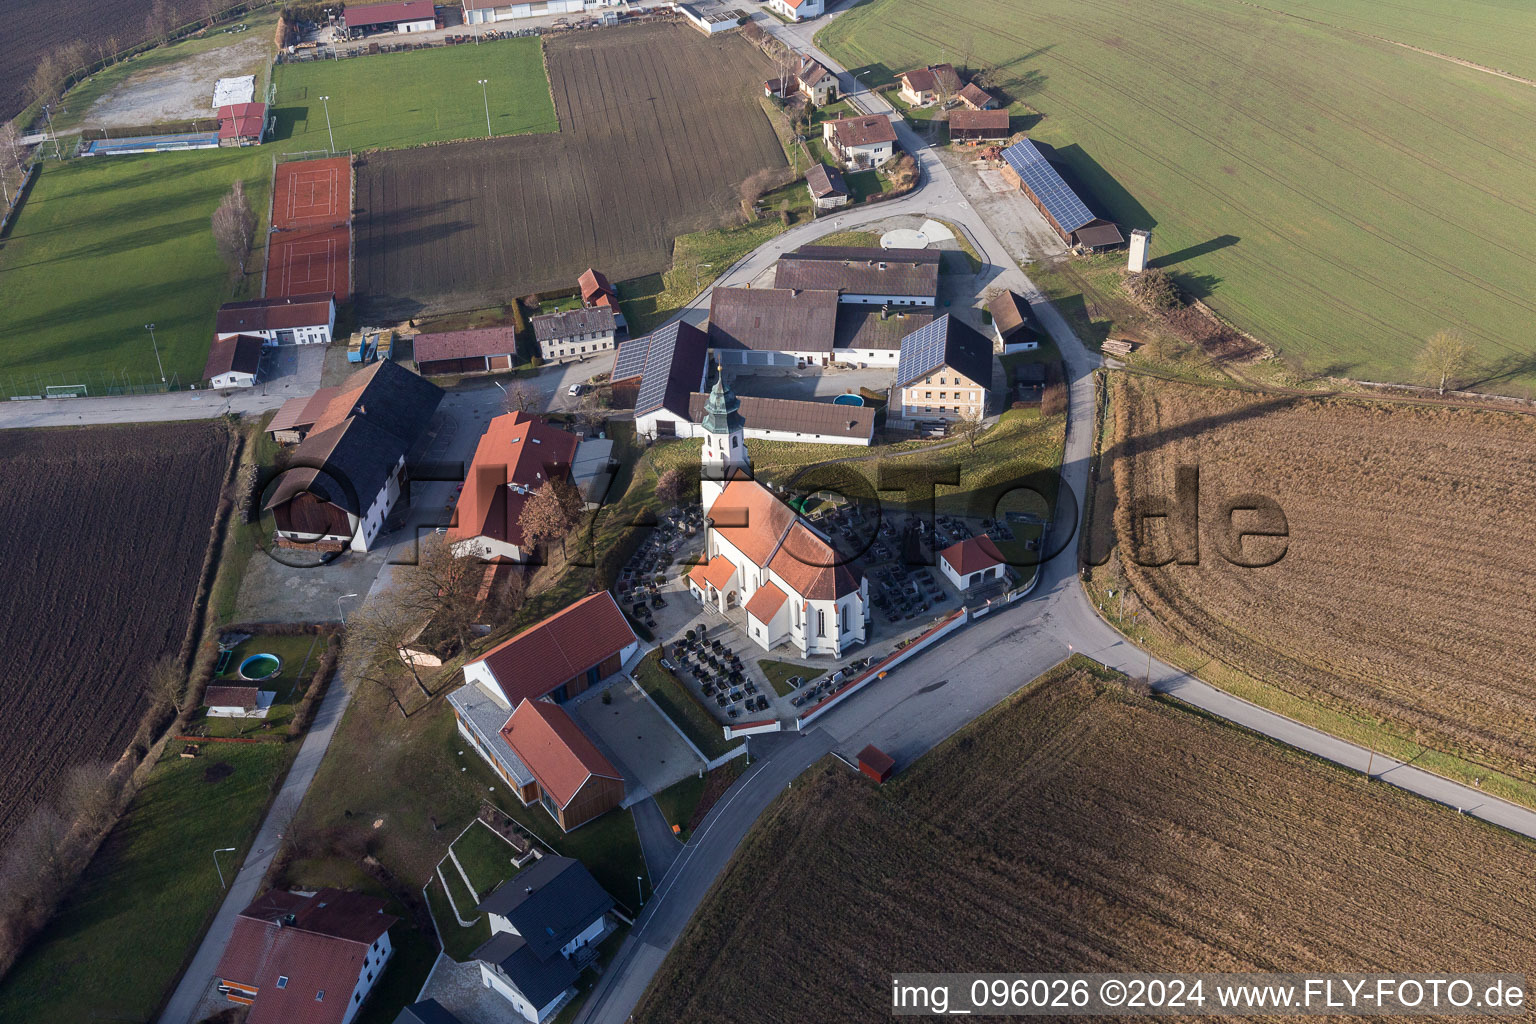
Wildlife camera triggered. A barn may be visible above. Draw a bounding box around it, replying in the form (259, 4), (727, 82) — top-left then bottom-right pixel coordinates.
(413, 326), (520, 376)
(342, 0), (438, 36)
(999, 138), (1125, 250)
(949, 108), (1010, 143)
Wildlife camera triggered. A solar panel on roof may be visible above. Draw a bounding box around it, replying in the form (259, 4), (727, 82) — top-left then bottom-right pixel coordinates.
(635, 323), (679, 414)
(1001, 140), (1095, 233)
(894, 315), (952, 388)
(612, 336), (649, 382)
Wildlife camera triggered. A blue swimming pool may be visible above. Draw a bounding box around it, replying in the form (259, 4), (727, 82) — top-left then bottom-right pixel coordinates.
(833, 394), (865, 406)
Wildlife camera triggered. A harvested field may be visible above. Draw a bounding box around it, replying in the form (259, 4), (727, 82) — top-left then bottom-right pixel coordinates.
(353, 23), (786, 319)
(0, 422), (233, 841)
(1100, 374), (1536, 787)
(266, 223), (349, 299)
(271, 157), (351, 230)
(634, 659), (1536, 1024)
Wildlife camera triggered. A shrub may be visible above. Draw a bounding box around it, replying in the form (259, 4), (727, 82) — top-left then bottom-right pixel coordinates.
(1125, 268), (1181, 311)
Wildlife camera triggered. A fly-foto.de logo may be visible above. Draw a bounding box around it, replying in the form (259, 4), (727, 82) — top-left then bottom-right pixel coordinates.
(1125, 465), (1289, 568)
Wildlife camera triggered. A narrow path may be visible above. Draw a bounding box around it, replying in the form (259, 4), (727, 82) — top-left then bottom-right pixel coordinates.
(631, 796), (684, 883)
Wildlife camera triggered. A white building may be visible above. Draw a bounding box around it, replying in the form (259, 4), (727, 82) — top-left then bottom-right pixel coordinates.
(774, 245), (939, 307)
(612, 321), (711, 440)
(938, 535), (1008, 591)
(687, 377), (870, 656)
(216, 293), (335, 345)
(342, 0), (438, 34)
(893, 314), (995, 424)
(203, 334), (263, 389)
(531, 306), (618, 364)
(769, 0), (824, 21)
(463, 0), (618, 24)
(822, 113), (897, 170)
(449, 412), (581, 563)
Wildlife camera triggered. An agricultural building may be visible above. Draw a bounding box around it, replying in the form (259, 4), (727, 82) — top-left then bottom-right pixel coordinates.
(269, 386), (342, 444)
(217, 102), (268, 146)
(938, 535), (1007, 591)
(822, 113), (897, 170)
(774, 245), (939, 307)
(685, 390), (874, 446)
(897, 63), (961, 107)
(768, 0), (825, 21)
(958, 83), (998, 110)
(463, 0), (610, 24)
(449, 411), (580, 563)
(612, 321), (710, 440)
(999, 139), (1125, 250)
(707, 286), (839, 367)
(857, 744), (895, 783)
(213, 887), (396, 1023)
(688, 376), (870, 656)
(341, 0), (438, 35)
(472, 857), (615, 1020)
(413, 326), (520, 376)
(988, 290), (1042, 353)
(833, 306), (934, 367)
(265, 360), (444, 553)
(764, 53), (838, 106)
(500, 699), (625, 831)
(893, 315), (994, 423)
(949, 108), (1011, 143)
(531, 306), (618, 364)
(202, 334), (263, 389)
(215, 293), (335, 345)
(806, 163), (849, 210)
(461, 591), (640, 709)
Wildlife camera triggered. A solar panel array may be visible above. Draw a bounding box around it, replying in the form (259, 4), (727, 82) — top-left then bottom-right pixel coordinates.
(1000, 139), (1095, 233)
(612, 335), (649, 383)
(894, 315), (952, 388)
(635, 322), (681, 414)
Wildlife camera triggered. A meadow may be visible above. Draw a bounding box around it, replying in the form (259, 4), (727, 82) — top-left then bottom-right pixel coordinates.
(633, 658), (1536, 1023)
(818, 0), (1536, 389)
(270, 37), (557, 152)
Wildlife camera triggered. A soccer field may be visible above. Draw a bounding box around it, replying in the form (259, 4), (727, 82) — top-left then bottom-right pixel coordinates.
(271, 37), (558, 152)
(819, 0), (1536, 387)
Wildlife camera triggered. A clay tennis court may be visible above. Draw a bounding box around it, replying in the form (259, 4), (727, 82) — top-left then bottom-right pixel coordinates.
(272, 156), (351, 230)
(267, 224), (349, 299)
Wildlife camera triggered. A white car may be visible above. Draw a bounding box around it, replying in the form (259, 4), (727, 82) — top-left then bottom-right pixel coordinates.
(567, 383), (584, 397)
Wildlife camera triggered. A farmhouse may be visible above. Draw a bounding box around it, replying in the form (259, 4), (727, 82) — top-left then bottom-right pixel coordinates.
(767, 0), (824, 22)
(342, 0), (438, 35)
(462, 591), (640, 709)
(579, 266), (627, 332)
(531, 307), (618, 364)
(805, 163), (849, 210)
(265, 360), (444, 553)
(949, 108), (1011, 143)
(216, 293), (335, 345)
(214, 887), (396, 1023)
(897, 63), (961, 107)
(958, 82), (998, 110)
(989, 290), (1043, 353)
(822, 114), (897, 170)
(893, 315), (994, 423)
(217, 102), (268, 146)
(501, 698), (625, 831)
(202, 334), (263, 388)
(999, 139), (1125, 250)
(449, 411), (581, 563)
(413, 326), (520, 376)
(688, 376), (870, 656)
(938, 535), (1007, 591)
(774, 245), (939, 306)
(833, 305), (934, 367)
(687, 390), (874, 445)
(611, 321), (710, 440)
(472, 857), (615, 1021)
(764, 53), (838, 106)
(707, 286), (839, 367)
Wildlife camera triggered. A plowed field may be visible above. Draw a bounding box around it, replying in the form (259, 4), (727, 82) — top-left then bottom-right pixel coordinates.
(0, 421), (232, 840)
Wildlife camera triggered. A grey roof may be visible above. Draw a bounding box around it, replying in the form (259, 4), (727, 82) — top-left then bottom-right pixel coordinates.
(1000, 139), (1097, 234)
(446, 684), (535, 787)
(687, 392), (874, 440)
(894, 315), (994, 390)
(988, 290), (1041, 344)
(473, 931), (579, 1010)
(392, 999), (464, 1024)
(834, 306), (935, 351)
(616, 322), (710, 417)
(474, 855), (615, 961)
(531, 306), (617, 343)
(805, 163), (847, 199)
(707, 287), (839, 354)
(774, 246), (939, 300)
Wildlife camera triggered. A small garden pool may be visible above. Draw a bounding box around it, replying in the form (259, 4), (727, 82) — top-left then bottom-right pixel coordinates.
(238, 654), (282, 681)
(833, 394), (865, 407)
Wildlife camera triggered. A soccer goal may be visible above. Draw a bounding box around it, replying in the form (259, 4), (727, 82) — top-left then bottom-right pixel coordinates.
(45, 384), (87, 398)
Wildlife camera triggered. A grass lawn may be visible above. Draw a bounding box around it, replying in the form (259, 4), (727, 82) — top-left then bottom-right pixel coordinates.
(757, 659), (823, 698)
(632, 650), (738, 763)
(271, 37), (557, 152)
(807, 229), (882, 248)
(0, 741), (296, 1023)
(618, 216), (792, 337)
(653, 760), (744, 843)
(0, 146), (272, 391)
(842, 168), (892, 203)
(451, 819), (521, 899)
(425, 874), (490, 961)
(819, 0), (1536, 390)
(196, 631), (325, 737)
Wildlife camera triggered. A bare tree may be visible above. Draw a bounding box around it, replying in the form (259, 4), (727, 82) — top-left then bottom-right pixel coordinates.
(573, 388), (607, 435)
(28, 52), (64, 106)
(1415, 329), (1469, 396)
(146, 0), (176, 44)
(953, 408), (987, 451)
(211, 180), (257, 279)
(144, 655), (184, 715)
(58, 760), (123, 834)
(519, 478), (585, 558)
(655, 467), (685, 506)
(403, 535), (485, 655)
(501, 380), (539, 415)
(201, 0), (226, 28)
(484, 566), (528, 623)
(357, 651), (418, 719)
(346, 591), (433, 697)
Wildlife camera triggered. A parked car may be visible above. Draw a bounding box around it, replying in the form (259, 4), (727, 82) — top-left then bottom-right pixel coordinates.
(568, 382), (584, 396)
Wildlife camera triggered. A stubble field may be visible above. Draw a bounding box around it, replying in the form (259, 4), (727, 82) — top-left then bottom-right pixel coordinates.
(1100, 374), (1536, 790)
(352, 23), (786, 318)
(634, 660), (1536, 1023)
(818, 0), (1536, 388)
(0, 422), (233, 841)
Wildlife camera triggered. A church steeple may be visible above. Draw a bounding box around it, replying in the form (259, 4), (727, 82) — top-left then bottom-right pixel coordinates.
(700, 365), (749, 509)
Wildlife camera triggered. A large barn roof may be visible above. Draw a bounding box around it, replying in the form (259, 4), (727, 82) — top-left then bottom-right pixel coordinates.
(614, 321), (709, 417)
(1000, 138), (1097, 233)
(707, 287), (839, 353)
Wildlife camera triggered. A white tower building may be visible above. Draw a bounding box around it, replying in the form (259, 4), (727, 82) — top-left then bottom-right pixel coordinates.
(1128, 229), (1151, 273)
(699, 370), (749, 510)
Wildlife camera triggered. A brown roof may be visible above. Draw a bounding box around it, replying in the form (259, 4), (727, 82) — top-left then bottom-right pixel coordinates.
(857, 743), (895, 775)
(1075, 222), (1127, 248)
(900, 63), (960, 95)
(413, 326), (519, 366)
(988, 290), (1039, 343)
(467, 592), (637, 706)
(501, 699), (622, 810)
(532, 306), (616, 343)
(203, 334), (263, 380)
(216, 294), (333, 335)
(775, 245), (939, 300)
(686, 392), (874, 440)
(949, 108), (1010, 136)
(826, 114), (897, 149)
(744, 581), (789, 623)
(688, 554), (738, 592)
(805, 163), (847, 199)
(204, 685), (260, 708)
(834, 306), (935, 351)
(900, 67), (937, 94)
(940, 535), (1005, 574)
(269, 387), (341, 434)
(450, 412), (579, 546)
(958, 82), (994, 108)
(344, 0), (434, 27)
(579, 268), (616, 304)
(707, 287), (839, 354)
(769, 522), (860, 600)
(707, 478), (796, 567)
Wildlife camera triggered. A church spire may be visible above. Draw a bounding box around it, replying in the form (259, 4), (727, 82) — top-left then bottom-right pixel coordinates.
(701, 365), (744, 436)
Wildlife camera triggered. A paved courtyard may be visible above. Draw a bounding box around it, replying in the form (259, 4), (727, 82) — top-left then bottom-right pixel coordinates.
(570, 677), (704, 802)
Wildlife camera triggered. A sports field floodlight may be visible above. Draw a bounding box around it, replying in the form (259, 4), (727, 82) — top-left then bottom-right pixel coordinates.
(478, 79), (492, 138)
(319, 95), (335, 155)
(144, 323), (166, 384)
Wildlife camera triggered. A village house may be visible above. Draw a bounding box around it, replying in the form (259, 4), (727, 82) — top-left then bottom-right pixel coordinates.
(472, 857), (615, 1021)
(531, 306), (618, 364)
(214, 888), (396, 1023)
(459, 591), (640, 710)
(958, 82), (998, 110)
(448, 411), (580, 563)
(500, 698), (625, 831)
(938, 535), (1008, 591)
(822, 113), (897, 170)
(216, 293), (335, 345)
(763, 53), (838, 106)
(203, 334), (263, 388)
(988, 289), (1043, 352)
(578, 267), (626, 332)
(805, 163), (849, 210)
(204, 683), (276, 718)
(774, 244), (940, 306)
(767, 0), (824, 22)
(897, 63), (962, 107)
(413, 326), (520, 376)
(893, 314), (994, 423)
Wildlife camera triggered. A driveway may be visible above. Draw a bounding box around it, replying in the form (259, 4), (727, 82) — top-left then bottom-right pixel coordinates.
(569, 680), (704, 802)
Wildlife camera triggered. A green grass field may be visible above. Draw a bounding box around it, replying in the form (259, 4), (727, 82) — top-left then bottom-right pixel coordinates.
(271, 38), (557, 152)
(819, 0), (1536, 389)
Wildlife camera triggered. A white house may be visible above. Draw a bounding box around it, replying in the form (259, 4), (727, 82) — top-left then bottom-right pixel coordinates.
(988, 289), (1043, 353)
(462, 0), (617, 23)
(342, 0), (437, 34)
(822, 113), (897, 170)
(769, 0), (824, 21)
(203, 334), (263, 388)
(686, 376), (870, 656)
(893, 314), (995, 424)
(216, 293), (335, 345)
(938, 535), (1008, 591)
(774, 245), (939, 307)
(531, 306), (618, 364)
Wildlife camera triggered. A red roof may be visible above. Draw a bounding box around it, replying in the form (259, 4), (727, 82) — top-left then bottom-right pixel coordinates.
(768, 522), (860, 600)
(216, 294), (333, 335)
(269, 387), (341, 434)
(949, 108), (1010, 135)
(744, 581), (789, 622)
(344, 0), (435, 28)
(579, 268), (616, 305)
(413, 326), (519, 365)
(940, 535), (1005, 575)
(204, 684), (260, 708)
(688, 554), (738, 593)
(218, 102), (267, 141)
(450, 412), (579, 546)
(826, 114), (897, 149)
(468, 592), (638, 706)
(707, 478), (796, 567)
(501, 699), (622, 809)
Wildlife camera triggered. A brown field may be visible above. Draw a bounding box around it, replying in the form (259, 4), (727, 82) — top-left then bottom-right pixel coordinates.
(634, 660), (1536, 1024)
(352, 23), (785, 318)
(1096, 375), (1536, 784)
(0, 421), (232, 840)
